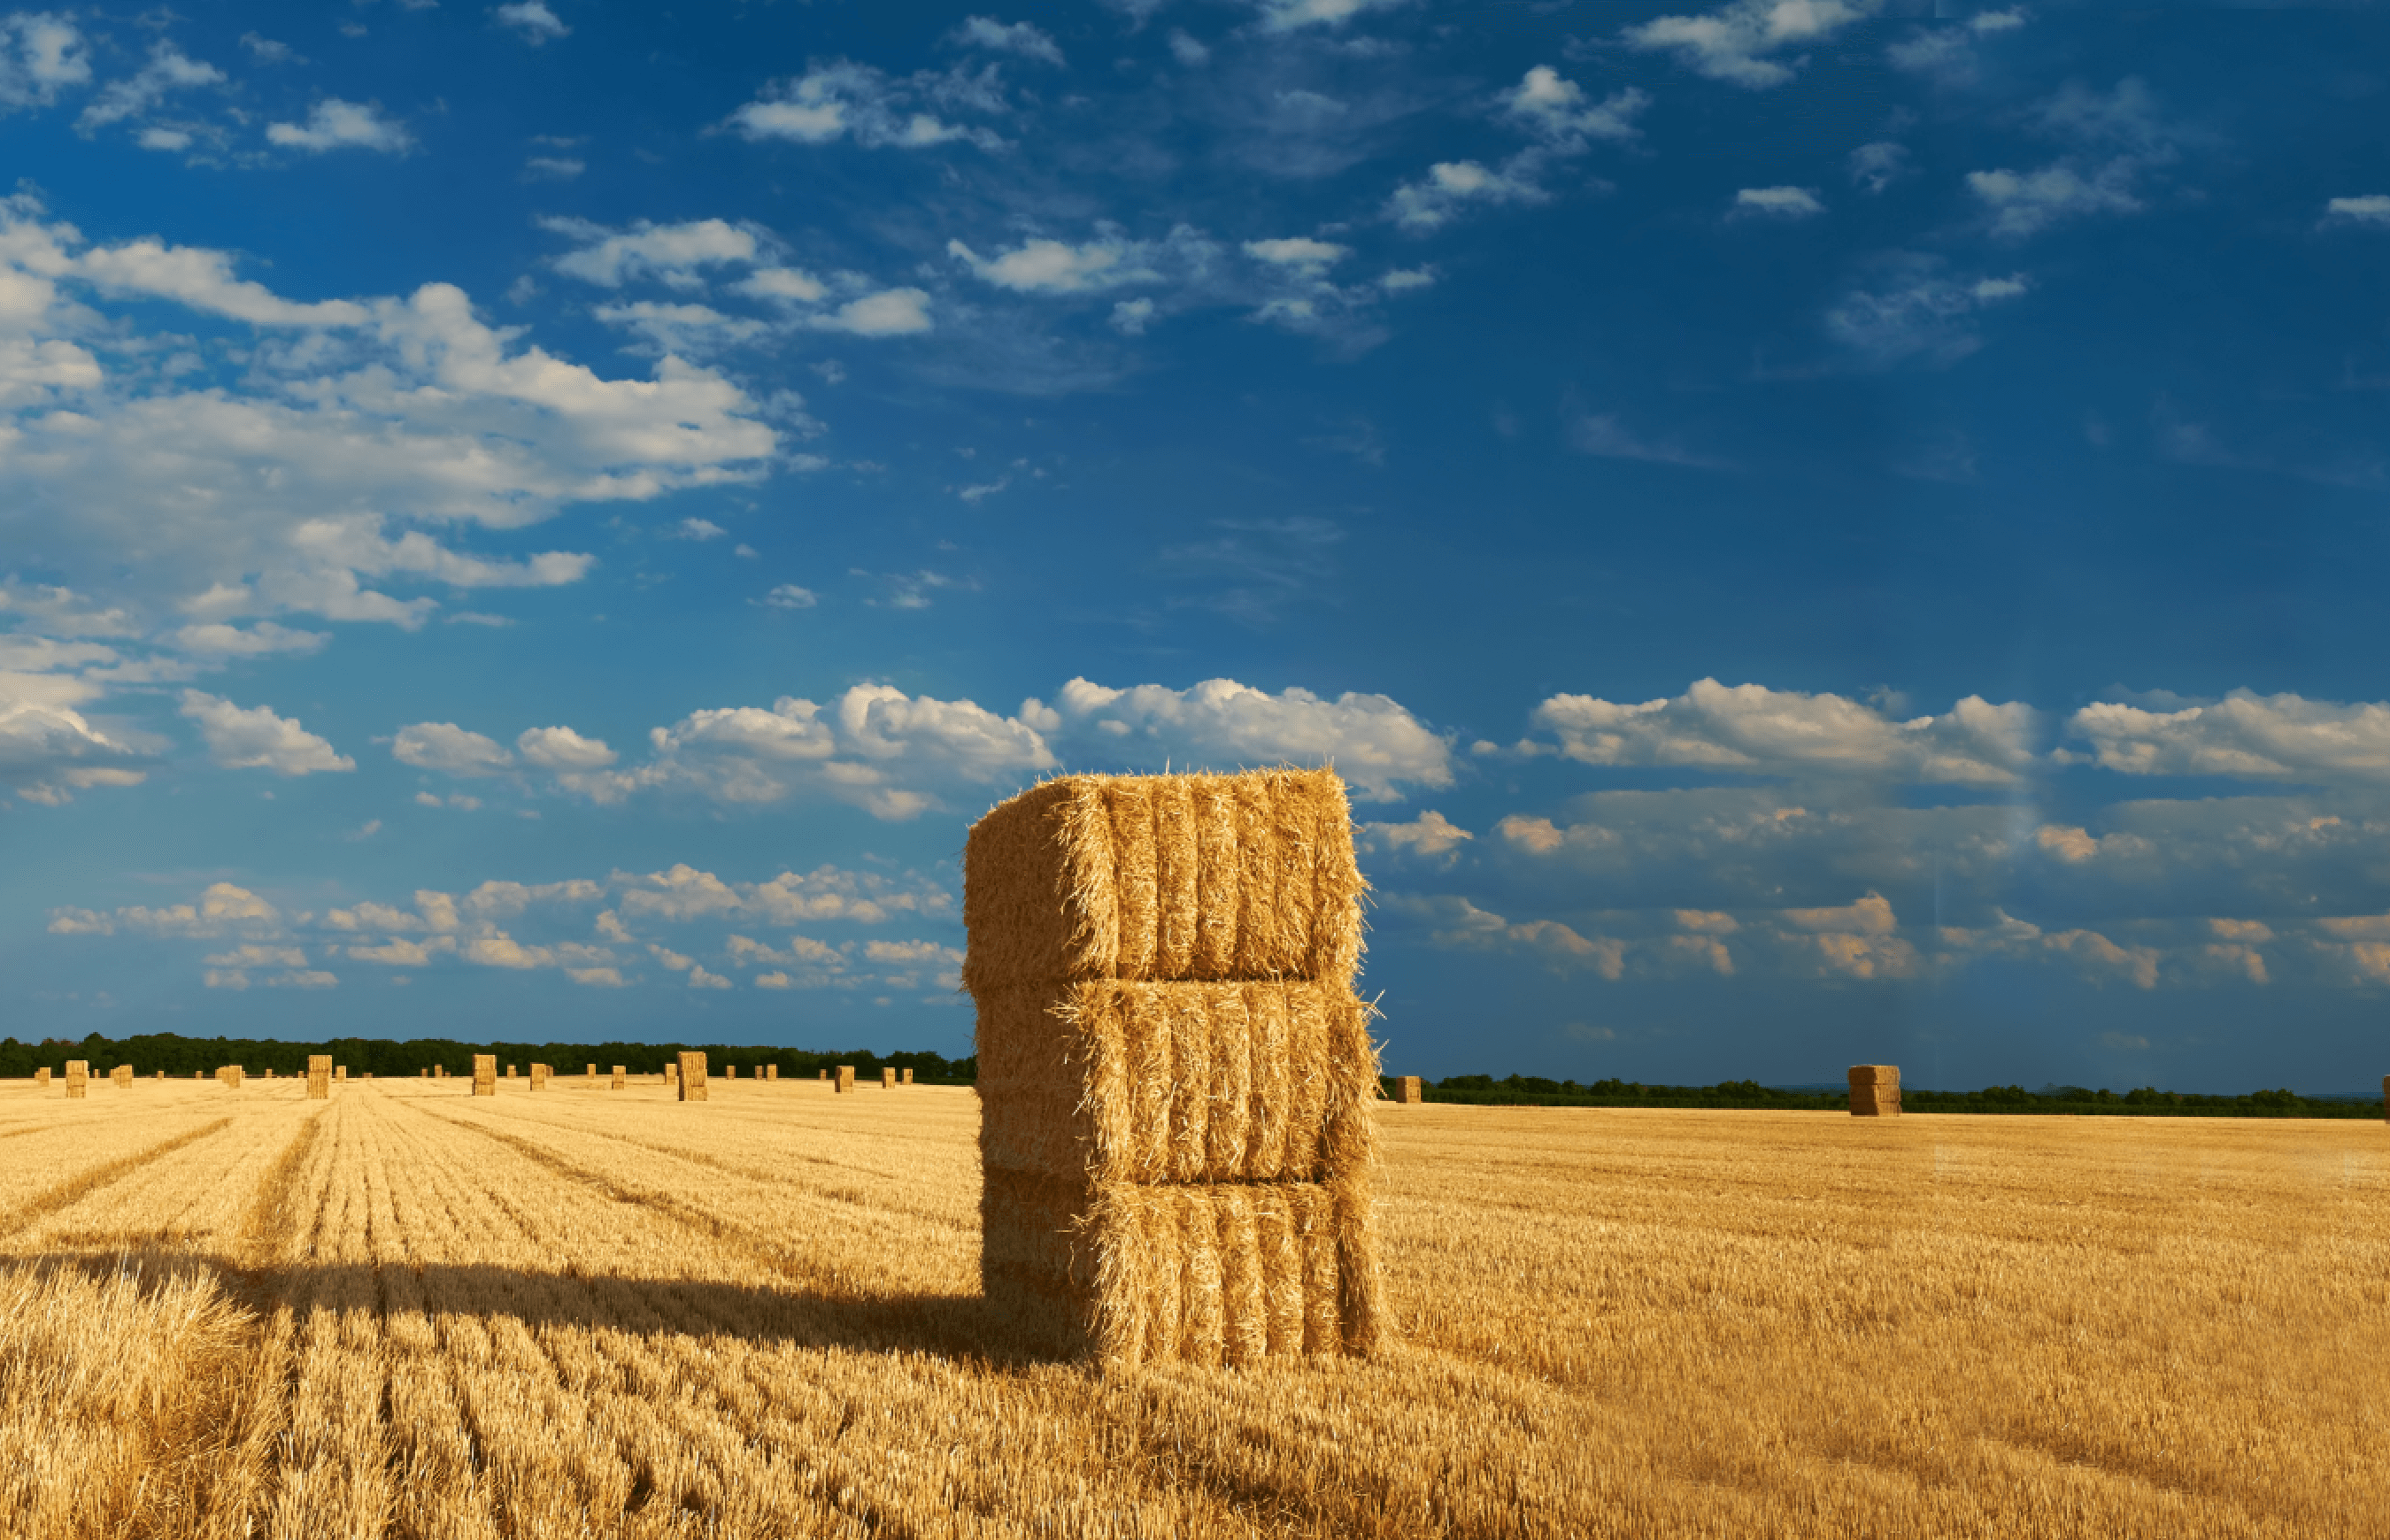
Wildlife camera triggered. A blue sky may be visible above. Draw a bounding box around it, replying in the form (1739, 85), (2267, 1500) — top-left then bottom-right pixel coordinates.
(6, 0), (2390, 1090)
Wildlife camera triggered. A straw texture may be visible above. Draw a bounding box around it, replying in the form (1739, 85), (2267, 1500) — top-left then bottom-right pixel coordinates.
(882, 1068), (897, 1090)
(981, 1173), (1386, 1369)
(960, 769), (1366, 992)
(767, 1065), (780, 1081)
(612, 1065), (626, 1090)
(35, 1068), (48, 1088)
(1848, 1066), (1901, 1117)
(307, 1055), (331, 1100)
(1395, 1075), (1422, 1105)
(473, 1055), (496, 1097)
(111, 1065), (133, 1089)
(531, 1063), (551, 1090)
(678, 1051), (708, 1103)
(836, 1066), (855, 1094)
(968, 766), (1384, 1368)
(975, 979), (1378, 1184)
(65, 1060), (87, 1099)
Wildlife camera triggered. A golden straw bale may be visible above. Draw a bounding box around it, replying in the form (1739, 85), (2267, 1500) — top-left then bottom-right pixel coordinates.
(306, 1054), (330, 1100)
(612, 1065), (626, 1090)
(767, 1065), (780, 1081)
(472, 1055), (496, 1097)
(530, 1063), (551, 1090)
(111, 1064), (132, 1089)
(1848, 1066), (1902, 1117)
(836, 1066), (854, 1093)
(335, 1066), (345, 1081)
(960, 769), (1365, 991)
(678, 1051), (707, 1103)
(35, 1068), (49, 1087)
(1395, 1075), (1422, 1104)
(881, 1067), (897, 1089)
(975, 980), (1377, 1184)
(65, 1060), (87, 1099)
(982, 1174), (1384, 1369)
(902, 1066), (913, 1084)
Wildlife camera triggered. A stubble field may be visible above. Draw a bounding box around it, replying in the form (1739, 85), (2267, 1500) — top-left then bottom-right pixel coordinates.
(0, 1074), (2379, 1538)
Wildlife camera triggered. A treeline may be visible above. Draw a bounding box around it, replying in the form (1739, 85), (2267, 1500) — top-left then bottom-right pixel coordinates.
(1391, 1074), (2382, 1118)
(0, 1033), (976, 1085)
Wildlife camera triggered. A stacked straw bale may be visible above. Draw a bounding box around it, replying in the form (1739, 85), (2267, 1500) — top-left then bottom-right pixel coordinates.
(336, 1066), (346, 1082)
(531, 1063), (551, 1091)
(1849, 1065), (1901, 1117)
(965, 768), (1385, 1368)
(836, 1066), (855, 1093)
(1394, 1075), (1422, 1105)
(903, 1067), (914, 1084)
(473, 1055), (497, 1097)
(882, 1067), (898, 1090)
(612, 1065), (626, 1090)
(218, 1066), (242, 1089)
(678, 1051), (707, 1103)
(35, 1068), (49, 1088)
(307, 1055), (331, 1100)
(111, 1065), (133, 1090)
(767, 1065), (779, 1081)
(65, 1061), (88, 1099)
(725, 1064), (737, 1080)
(587, 1063), (597, 1080)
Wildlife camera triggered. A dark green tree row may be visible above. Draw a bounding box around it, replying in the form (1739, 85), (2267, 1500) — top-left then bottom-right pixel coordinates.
(0, 1033), (975, 1085)
(1387, 1074), (2383, 1118)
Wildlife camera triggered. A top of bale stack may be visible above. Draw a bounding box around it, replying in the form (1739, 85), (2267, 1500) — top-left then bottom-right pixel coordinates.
(963, 768), (1365, 990)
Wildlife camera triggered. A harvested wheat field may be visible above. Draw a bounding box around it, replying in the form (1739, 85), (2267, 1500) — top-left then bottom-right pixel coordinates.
(0, 1077), (2381, 1538)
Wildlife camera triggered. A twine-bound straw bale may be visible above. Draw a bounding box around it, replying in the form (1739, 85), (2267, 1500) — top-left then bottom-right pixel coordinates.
(1848, 1065), (1901, 1117)
(960, 769), (1365, 992)
(65, 1061), (87, 1099)
(678, 1051), (708, 1103)
(975, 979), (1377, 1184)
(307, 1055), (330, 1100)
(612, 1065), (626, 1090)
(982, 1173), (1385, 1368)
(836, 1066), (855, 1093)
(473, 1055), (496, 1097)
(1395, 1075), (1422, 1105)
(968, 766), (1384, 1368)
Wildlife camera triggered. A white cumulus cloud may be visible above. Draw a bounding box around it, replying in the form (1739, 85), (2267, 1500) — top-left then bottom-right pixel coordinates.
(181, 691), (353, 774)
(266, 98), (410, 153)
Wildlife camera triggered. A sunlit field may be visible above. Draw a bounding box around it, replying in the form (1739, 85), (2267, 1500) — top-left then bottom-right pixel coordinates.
(0, 1074), (2379, 1538)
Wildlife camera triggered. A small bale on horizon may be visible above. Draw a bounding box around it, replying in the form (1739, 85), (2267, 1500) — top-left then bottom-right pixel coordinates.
(725, 1063), (737, 1080)
(611, 1065), (626, 1089)
(473, 1055), (496, 1097)
(678, 1051), (708, 1103)
(530, 1063), (551, 1091)
(1395, 1075), (1422, 1105)
(767, 1065), (779, 1081)
(306, 1054), (331, 1100)
(836, 1065), (855, 1094)
(903, 1066), (914, 1085)
(882, 1067), (897, 1090)
(112, 1065), (133, 1089)
(1849, 1065), (1901, 1118)
(35, 1067), (49, 1088)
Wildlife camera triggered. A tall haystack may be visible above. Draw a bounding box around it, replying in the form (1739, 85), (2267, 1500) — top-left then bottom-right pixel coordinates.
(767, 1065), (780, 1081)
(65, 1060), (88, 1099)
(612, 1065), (627, 1090)
(218, 1066), (242, 1089)
(902, 1067), (914, 1084)
(1849, 1065), (1900, 1117)
(111, 1065), (133, 1090)
(307, 1055), (331, 1099)
(967, 768), (1384, 1368)
(473, 1055), (497, 1097)
(530, 1063), (551, 1091)
(882, 1066), (897, 1090)
(836, 1065), (855, 1093)
(678, 1051), (708, 1103)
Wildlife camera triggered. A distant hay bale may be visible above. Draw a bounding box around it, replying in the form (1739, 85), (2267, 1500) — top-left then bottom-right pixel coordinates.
(473, 1055), (496, 1097)
(64, 1061), (87, 1099)
(819, 1069), (828, 1082)
(35, 1067), (49, 1088)
(531, 1063), (551, 1090)
(1849, 1065), (1901, 1118)
(2381, 1074), (2387, 1121)
(665, 1061), (678, 1083)
(586, 1063), (597, 1079)
(307, 1054), (331, 1100)
(612, 1065), (626, 1090)
(217, 1066), (242, 1089)
(335, 1066), (346, 1081)
(903, 1067), (914, 1084)
(111, 1065), (133, 1089)
(967, 767), (1384, 1368)
(767, 1065), (779, 1081)
(882, 1067), (897, 1090)
(1395, 1075), (1422, 1105)
(725, 1064), (737, 1080)
(836, 1066), (855, 1094)
(506, 1064), (517, 1079)
(960, 769), (1365, 994)
(678, 1051), (708, 1103)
